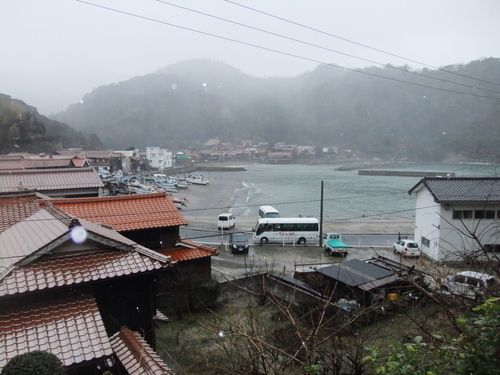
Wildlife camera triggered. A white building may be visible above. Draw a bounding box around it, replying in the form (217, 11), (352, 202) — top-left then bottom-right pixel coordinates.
(409, 177), (500, 263)
(145, 147), (172, 170)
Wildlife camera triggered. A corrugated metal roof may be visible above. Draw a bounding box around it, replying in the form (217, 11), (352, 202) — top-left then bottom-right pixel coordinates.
(318, 259), (394, 287)
(110, 327), (173, 375)
(409, 177), (500, 202)
(0, 294), (113, 369)
(0, 167), (103, 192)
(0, 209), (69, 277)
(39, 192), (188, 231)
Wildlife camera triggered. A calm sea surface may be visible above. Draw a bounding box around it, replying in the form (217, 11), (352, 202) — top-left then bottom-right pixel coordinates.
(207, 162), (497, 220)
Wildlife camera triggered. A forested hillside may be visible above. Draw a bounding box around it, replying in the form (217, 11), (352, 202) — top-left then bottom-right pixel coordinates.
(52, 58), (500, 161)
(0, 94), (102, 154)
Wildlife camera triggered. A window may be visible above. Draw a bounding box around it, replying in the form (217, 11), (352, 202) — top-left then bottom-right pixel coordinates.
(463, 210), (473, 218)
(485, 210), (495, 219)
(473, 210), (495, 219)
(453, 275), (467, 283)
(484, 244), (500, 253)
(453, 210), (473, 219)
(421, 237), (430, 247)
(467, 278), (482, 287)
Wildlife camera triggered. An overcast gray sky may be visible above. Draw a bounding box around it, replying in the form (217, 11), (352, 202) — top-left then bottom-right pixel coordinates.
(1, 0), (499, 115)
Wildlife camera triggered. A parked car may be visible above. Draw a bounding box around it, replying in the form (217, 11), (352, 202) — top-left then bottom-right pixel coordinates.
(393, 239), (420, 257)
(323, 233), (349, 257)
(230, 232), (249, 254)
(217, 213), (235, 230)
(440, 271), (496, 301)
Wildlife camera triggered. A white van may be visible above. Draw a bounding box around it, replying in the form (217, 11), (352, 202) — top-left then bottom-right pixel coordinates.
(258, 206), (280, 218)
(217, 213), (235, 230)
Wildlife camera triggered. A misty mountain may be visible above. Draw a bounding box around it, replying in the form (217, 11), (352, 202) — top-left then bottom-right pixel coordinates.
(0, 94), (101, 154)
(52, 58), (500, 161)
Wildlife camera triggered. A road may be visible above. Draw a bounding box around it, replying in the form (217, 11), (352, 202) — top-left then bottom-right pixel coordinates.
(179, 228), (412, 248)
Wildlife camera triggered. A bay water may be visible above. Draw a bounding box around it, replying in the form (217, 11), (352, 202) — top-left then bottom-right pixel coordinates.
(210, 162), (497, 220)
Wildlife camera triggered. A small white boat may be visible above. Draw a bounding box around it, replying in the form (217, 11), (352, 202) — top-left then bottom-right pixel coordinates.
(190, 180), (209, 186)
(176, 181), (189, 189)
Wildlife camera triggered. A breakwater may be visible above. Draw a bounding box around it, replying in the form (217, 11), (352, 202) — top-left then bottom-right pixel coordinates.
(166, 165), (246, 174)
(358, 170), (456, 177)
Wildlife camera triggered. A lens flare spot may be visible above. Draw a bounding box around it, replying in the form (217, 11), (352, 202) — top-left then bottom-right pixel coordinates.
(71, 226), (87, 244)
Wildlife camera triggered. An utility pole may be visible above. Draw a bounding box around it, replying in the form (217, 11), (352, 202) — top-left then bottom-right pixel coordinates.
(320, 180), (324, 247)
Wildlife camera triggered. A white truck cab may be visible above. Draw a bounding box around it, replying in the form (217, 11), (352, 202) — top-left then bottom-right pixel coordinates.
(324, 233), (342, 242)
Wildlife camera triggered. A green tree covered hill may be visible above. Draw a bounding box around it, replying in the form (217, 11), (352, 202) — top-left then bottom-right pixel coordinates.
(0, 94), (102, 154)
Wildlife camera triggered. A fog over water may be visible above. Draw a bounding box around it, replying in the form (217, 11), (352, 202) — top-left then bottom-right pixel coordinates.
(216, 162), (498, 220)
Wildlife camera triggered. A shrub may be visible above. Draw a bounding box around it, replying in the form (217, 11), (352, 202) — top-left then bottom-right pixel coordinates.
(1, 351), (66, 375)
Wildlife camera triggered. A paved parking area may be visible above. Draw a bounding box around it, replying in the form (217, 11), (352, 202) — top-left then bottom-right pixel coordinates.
(211, 243), (425, 281)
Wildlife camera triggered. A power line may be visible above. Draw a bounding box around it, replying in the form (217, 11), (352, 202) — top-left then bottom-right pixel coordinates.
(17, 190), (410, 224)
(154, 0), (500, 96)
(74, 0), (500, 100)
(225, 0), (500, 88)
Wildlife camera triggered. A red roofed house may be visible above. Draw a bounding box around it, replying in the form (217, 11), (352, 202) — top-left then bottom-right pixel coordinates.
(38, 192), (218, 282)
(0, 205), (174, 374)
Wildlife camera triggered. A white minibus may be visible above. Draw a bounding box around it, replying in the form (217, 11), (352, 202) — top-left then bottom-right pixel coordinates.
(253, 217), (319, 245)
(258, 206), (280, 218)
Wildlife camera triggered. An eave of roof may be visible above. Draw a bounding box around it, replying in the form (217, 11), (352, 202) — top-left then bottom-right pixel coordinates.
(110, 327), (173, 375)
(159, 239), (218, 262)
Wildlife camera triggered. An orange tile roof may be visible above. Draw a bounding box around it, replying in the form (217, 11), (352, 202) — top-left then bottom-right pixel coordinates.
(0, 294), (113, 369)
(0, 191), (43, 232)
(0, 167), (103, 192)
(161, 239), (218, 262)
(110, 327), (173, 375)
(39, 192), (188, 231)
(71, 158), (88, 167)
(0, 251), (165, 297)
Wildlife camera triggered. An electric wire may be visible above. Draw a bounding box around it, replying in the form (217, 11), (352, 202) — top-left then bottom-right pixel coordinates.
(74, 0), (500, 100)
(225, 0), (500, 88)
(154, 0), (500, 96)
(17, 190), (411, 224)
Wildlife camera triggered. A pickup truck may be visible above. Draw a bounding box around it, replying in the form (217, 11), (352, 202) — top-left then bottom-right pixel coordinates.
(323, 233), (349, 257)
